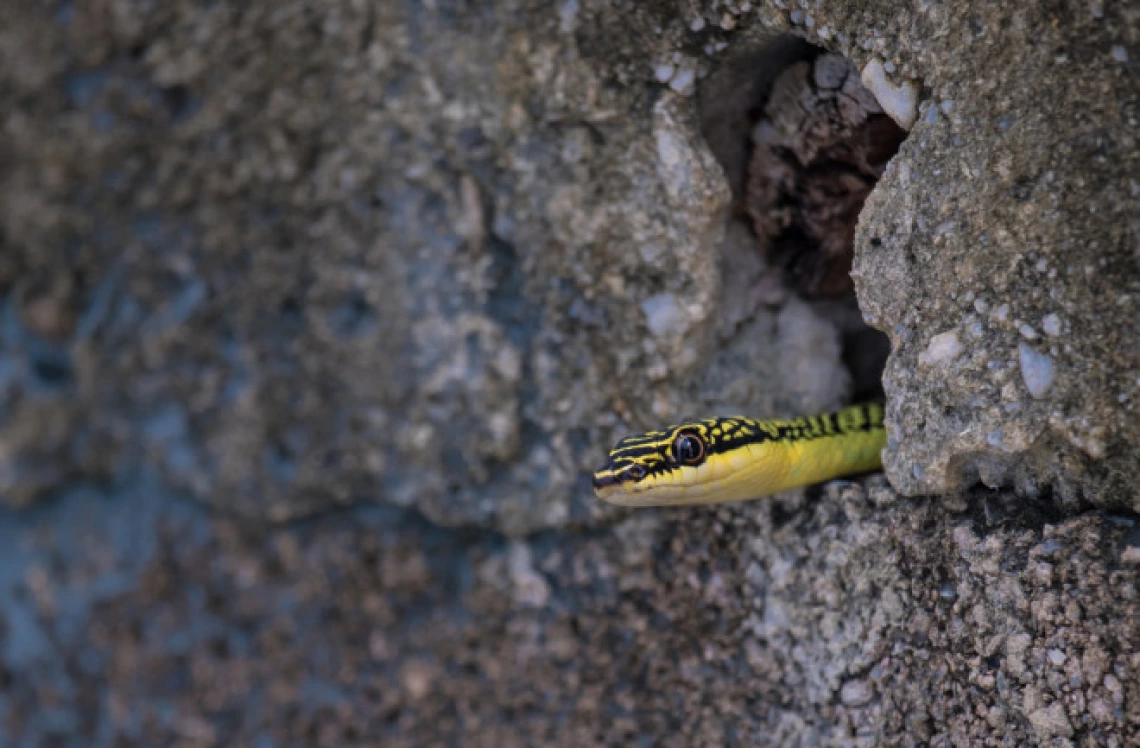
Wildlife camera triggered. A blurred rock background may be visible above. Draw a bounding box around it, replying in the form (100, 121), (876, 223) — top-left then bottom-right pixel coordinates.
(1, 0), (1137, 745)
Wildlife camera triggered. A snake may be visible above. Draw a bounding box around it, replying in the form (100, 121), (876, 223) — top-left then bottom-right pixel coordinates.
(592, 403), (886, 507)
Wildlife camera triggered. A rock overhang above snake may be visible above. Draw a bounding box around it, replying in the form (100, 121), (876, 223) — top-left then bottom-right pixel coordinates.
(593, 403), (886, 507)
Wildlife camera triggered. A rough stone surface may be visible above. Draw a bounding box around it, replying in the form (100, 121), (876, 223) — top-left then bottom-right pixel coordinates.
(0, 1), (877, 534)
(2, 477), (1137, 746)
(842, 1), (1140, 509)
(2, 0), (1139, 744)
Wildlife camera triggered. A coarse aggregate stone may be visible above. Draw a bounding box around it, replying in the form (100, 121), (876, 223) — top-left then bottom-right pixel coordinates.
(2, 0), (1138, 743)
(2, 477), (1136, 746)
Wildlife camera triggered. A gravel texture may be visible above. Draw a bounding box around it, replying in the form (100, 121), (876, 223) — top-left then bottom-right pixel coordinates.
(2, 0), (1138, 743)
(2, 477), (1137, 746)
(1, 0), (734, 531)
(842, 1), (1140, 509)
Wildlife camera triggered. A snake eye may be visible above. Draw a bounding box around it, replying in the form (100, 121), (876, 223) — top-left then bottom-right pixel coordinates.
(672, 431), (705, 465)
(627, 464), (647, 481)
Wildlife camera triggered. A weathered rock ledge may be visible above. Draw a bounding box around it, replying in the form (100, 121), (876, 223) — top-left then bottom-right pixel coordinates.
(1, 0), (1137, 744)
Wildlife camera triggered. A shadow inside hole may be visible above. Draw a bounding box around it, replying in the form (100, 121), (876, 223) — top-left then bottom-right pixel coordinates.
(698, 35), (904, 402)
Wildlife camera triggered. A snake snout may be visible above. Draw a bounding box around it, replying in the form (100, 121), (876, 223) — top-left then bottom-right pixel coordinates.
(592, 462), (619, 490)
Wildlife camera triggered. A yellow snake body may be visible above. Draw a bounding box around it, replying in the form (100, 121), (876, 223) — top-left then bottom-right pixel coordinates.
(593, 403), (885, 507)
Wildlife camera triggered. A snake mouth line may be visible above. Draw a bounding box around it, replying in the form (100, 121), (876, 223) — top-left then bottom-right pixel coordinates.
(591, 471), (619, 490)
(592, 460), (648, 490)
(593, 405), (886, 506)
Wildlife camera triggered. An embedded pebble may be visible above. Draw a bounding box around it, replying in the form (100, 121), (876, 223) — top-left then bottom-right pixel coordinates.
(1110, 45), (1128, 63)
(1018, 343), (1056, 398)
(1042, 313), (1062, 336)
(1019, 323), (1038, 340)
(860, 59), (918, 129)
(641, 293), (685, 337)
(840, 680), (873, 706)
(508, 541), (550, 607)
(653, 64), (675, 83)
(668, 68), (696, 94)
(1028, 703), (1073, 738)
(918, 331), (963, 367)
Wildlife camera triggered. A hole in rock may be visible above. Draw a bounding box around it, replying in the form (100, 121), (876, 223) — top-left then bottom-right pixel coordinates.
(697, 36), (905, 402)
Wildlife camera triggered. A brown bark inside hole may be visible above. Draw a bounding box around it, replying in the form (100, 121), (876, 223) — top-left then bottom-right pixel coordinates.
(698, 37), (905, 402)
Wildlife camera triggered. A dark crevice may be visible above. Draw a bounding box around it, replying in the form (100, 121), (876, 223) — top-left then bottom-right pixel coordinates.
(697, 36), (905, 404)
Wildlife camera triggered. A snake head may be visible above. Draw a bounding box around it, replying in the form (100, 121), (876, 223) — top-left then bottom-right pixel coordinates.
(592, 406), (885, 507)
(592, 422), (712, 505)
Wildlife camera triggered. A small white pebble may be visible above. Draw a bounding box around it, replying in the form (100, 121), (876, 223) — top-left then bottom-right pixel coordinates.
(668, 68), (696, 94)
(974, 298), (990, 314)
(558, 0), (580, 31)
(840, 680), (873, 706)
(1111, 45), (1129, 62)
(1019, 323), (1039, 340)
(1048, 649), (1067, 666)
(1028, 703), (1072, 738)
(1042, 313), (1063, 336)
(641, 293), (685, 337)
(860, 59), (918, 129)
(919, 331), (963, 367)
(940, 100), (953, 113)
(995, 304), (1010, 322)
(1019, 343), (1056, 398)
(789, 9), (805, 24)
(653, 64), (675, 83)
(690, 16), (706, 31)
